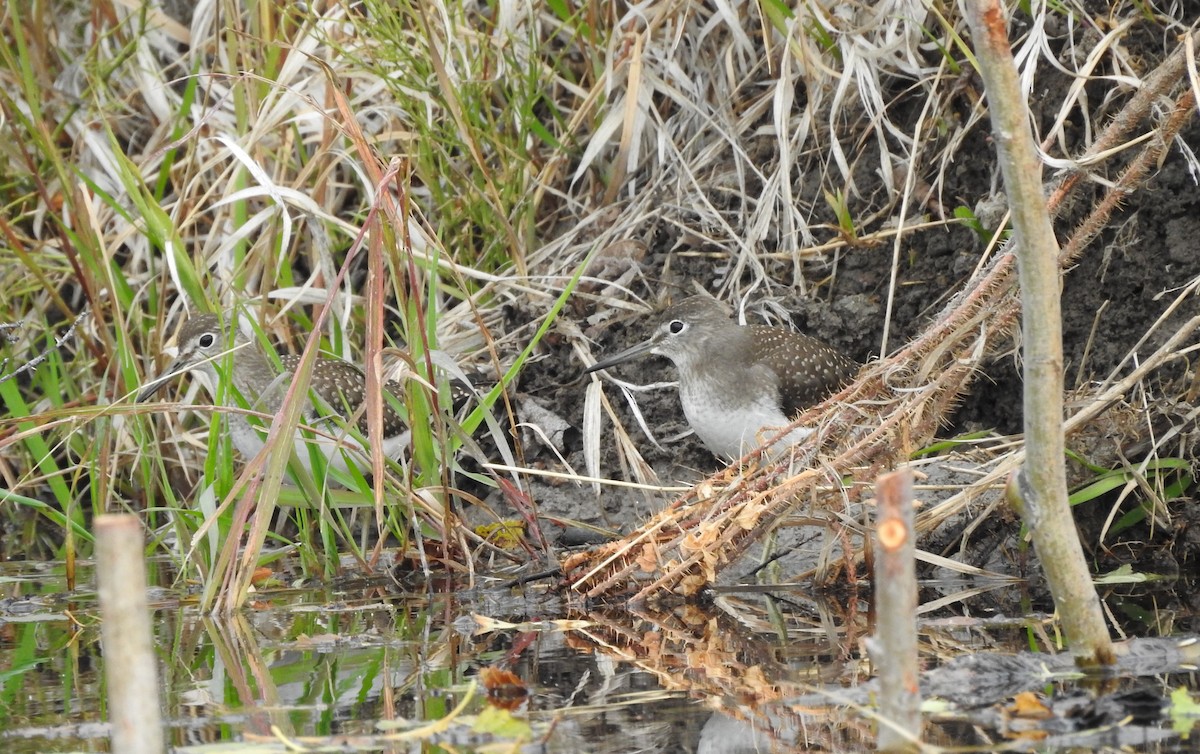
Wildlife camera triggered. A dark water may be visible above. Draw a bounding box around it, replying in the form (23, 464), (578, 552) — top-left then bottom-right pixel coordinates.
(2, 559), (1198, 752)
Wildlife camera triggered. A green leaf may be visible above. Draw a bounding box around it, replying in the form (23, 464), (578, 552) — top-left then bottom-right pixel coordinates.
(1170, 687), (1200, 738)
(472, 705), (532, 739)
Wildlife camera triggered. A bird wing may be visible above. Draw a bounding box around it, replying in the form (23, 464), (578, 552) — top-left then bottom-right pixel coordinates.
(278, 354), (408, 437)
(747, 326), (858, 417)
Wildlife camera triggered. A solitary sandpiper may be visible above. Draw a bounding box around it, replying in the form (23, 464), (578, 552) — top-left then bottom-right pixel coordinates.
(137, 313), (410, 476)
(586, 295), (859, 460)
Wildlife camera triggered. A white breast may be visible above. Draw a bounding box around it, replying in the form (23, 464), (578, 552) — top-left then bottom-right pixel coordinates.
(678, 378), (809, 460)
(225, 413), (409, 477)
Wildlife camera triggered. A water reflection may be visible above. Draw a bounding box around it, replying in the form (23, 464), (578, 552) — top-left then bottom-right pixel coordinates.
(1, 559), (1197, 752)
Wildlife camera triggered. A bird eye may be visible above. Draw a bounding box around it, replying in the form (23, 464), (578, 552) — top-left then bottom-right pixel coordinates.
(668, 319), (686, 335)
(198, 334), (215, 348)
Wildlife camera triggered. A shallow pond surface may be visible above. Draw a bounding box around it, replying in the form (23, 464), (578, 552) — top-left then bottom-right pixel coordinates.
(2, 558), (1199, 752)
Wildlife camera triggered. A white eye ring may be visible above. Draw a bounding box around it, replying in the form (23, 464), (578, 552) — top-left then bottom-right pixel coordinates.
(198, 333), (215, 348)
(667, 319), (686, 335)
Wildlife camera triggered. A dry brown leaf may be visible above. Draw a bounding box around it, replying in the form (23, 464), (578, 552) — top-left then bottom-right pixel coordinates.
(636, 541), (660, 573)
(1008, 691), (1052, 719)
